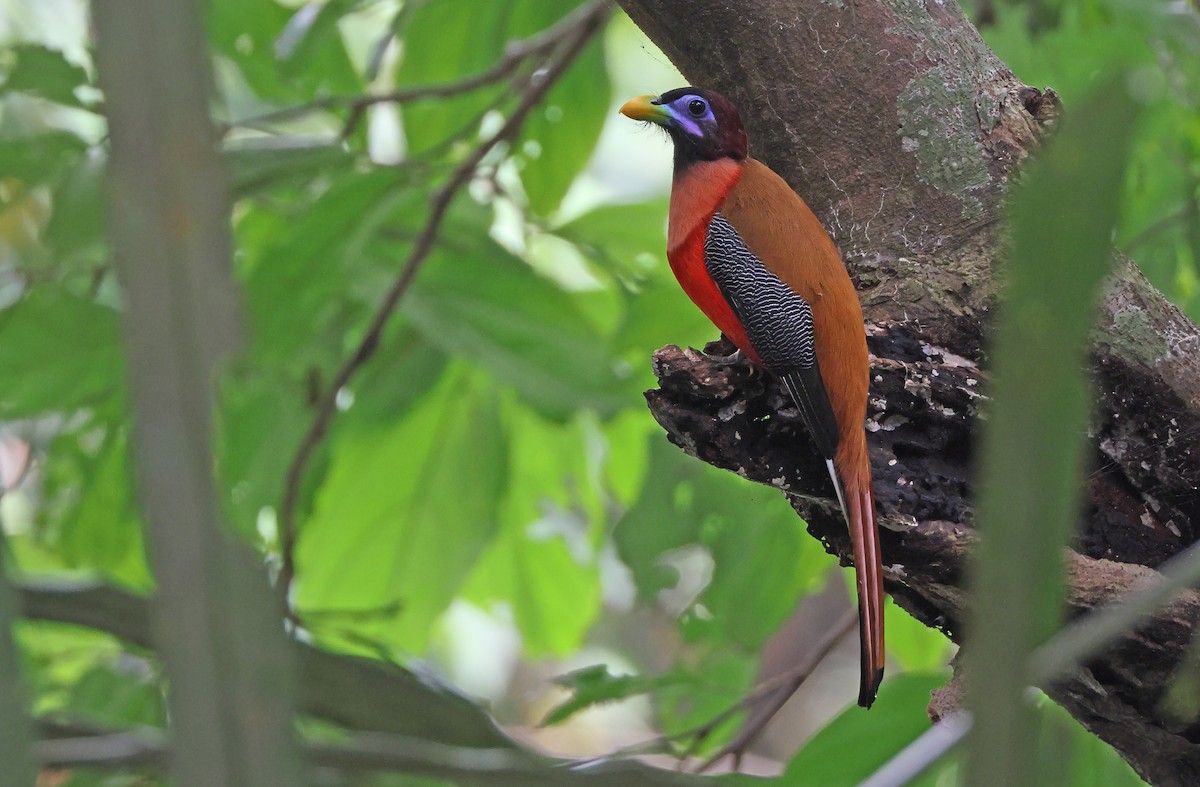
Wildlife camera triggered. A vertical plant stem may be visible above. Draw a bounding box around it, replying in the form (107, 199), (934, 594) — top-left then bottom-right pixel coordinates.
(964, 78), (1139, 787)
(0, 530), (35, 782)
(91, 1), (301, 784)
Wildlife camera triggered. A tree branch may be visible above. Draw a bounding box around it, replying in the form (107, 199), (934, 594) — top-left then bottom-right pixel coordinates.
(647, 335), (1200, 784)
(616, 2), (1200, 781)
(275, 0), (613, 616)
(20, 584), (700, 786)
(226, 1), (608, 139)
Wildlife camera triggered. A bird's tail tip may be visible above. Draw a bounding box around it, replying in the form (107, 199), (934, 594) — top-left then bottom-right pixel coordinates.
(846, 477), (885, 710)
(857, 651), (885, 708)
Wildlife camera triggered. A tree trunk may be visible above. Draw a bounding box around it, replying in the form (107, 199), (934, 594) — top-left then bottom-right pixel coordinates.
(619, 1), (1200, 783)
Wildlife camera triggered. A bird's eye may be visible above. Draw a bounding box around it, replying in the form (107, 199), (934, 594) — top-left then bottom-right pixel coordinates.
(687, 98), (707, 117)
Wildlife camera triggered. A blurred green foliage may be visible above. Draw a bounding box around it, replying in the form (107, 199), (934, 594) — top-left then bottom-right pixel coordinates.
(0, 0), (1189, 783)
(975, 0), (1200, 320)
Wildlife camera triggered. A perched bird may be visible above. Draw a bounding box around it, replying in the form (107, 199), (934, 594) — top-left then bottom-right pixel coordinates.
(621, 88), (884, 708)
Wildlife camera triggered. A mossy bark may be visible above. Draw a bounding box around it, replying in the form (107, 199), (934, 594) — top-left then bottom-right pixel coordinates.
(620, 0), (1200, 783)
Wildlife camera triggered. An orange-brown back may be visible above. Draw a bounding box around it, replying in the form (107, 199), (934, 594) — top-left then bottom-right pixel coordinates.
(719, 159), (871, 485)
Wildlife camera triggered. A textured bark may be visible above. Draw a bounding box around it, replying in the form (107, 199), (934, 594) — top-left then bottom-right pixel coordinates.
(621, 0), (1200, 783)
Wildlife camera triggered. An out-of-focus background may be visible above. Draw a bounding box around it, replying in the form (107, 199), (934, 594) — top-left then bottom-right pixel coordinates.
(0, 0), (1195, 784)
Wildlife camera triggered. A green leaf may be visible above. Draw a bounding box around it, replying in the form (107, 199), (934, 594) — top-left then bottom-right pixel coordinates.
(45, 427), (152, 590)
(396, 1), (586, 153)
(240, 169), (418, 363)
(541, 664), (691, 726)
(561, 202), (720, 375)
(783, 673), (948, 785)
(395, 0), (517, 153)
(225, 137), (353, 197)
(343, 332), (451, 424)
(556, 200), (670, 283)
(275, 0), (365, 66)
(0, 44), (92, 109)
(615, 439), (826, 649)
(657, 648), (757, 747)
(613, 439), (706, 601)
(294, 368), (507, 653)
(0, 132), (88, 185)
(17, 622), (125, 716)
(1029, 693), (1147, 787)
(208, 0), (360, 104)
(42, 148), (106, 268)
(0, 286), (125, 417)
(216, 368), (309, 540)
(699, 483), (827, 650)
(462, 524), (599, 656)
(884, 598), (953, 674)
(405, 236), (641, 418)
(460, 401), (603, 655)
(66, 660), (165, 729)
(517, 32), (610, 215)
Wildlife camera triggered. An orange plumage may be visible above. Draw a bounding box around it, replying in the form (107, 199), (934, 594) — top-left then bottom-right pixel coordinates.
(623, 89), (885, 708)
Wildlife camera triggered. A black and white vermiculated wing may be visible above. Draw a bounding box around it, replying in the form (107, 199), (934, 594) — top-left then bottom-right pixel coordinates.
(705, 212), (840, 459)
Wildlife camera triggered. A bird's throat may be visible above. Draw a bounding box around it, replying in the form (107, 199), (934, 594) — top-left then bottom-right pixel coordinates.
(666, 158), (743, 253)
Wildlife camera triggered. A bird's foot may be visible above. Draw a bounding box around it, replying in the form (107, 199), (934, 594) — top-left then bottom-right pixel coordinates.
(697, 338), (758, 376)
(703, 347), (745, 366)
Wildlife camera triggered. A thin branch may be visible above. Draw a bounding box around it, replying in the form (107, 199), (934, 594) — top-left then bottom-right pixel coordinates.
(18, 581), (515, 750)
(696, 609), (857, 773)
(274, 0), (612, 620)
(37, 730), (168, 770)
(34, 722), (702, 785)
(575, 609), (858, 771)
(858, 712), (971, 787)
(225, 0), (607, 139)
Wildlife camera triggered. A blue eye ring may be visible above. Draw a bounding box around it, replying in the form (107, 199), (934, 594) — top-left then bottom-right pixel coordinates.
(687, 98), (707, 117)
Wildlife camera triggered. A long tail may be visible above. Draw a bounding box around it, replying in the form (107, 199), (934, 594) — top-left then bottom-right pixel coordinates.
(825, 458), (885, 708)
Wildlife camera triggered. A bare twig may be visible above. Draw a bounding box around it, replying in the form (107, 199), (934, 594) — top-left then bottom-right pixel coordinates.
(574, 609), (858, 772)
(225, 1), (608, 139)
(696, 609), (857, 773)
(275, 0), (612, 619)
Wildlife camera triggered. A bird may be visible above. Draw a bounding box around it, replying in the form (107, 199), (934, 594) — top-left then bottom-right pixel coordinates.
(621, 87), (884, 708)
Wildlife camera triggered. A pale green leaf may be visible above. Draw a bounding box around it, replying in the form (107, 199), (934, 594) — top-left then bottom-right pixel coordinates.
(1, 44), (92, 109)
(294, 368), (506, 653)
(40, 427), (152, 590)
(884, 599), (954, 674)
(461, 401), (603, 654)
(0, 287), (124, 418)
(541, 664), (691, 726)
(783, 673), (949, 786)
(209, 0), (360, 104)
(405, 239), (640, 418)
(517, 33), (610, 215)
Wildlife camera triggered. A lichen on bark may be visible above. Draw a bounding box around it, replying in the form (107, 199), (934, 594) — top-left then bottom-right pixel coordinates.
(619, 0), (1200, 782)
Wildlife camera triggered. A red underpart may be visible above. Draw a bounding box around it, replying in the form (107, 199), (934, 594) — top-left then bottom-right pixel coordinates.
(665, 159), (761, 364)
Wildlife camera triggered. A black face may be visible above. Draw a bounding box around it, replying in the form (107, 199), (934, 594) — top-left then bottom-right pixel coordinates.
(625, 87), (748, 170)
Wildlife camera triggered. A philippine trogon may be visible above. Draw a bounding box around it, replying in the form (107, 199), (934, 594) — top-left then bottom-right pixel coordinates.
(621, 87), (884, 708)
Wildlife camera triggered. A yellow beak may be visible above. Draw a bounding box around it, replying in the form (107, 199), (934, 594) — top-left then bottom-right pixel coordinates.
(619, 95), (670, 124)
